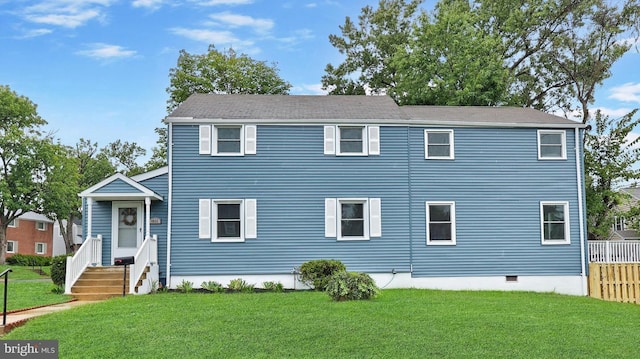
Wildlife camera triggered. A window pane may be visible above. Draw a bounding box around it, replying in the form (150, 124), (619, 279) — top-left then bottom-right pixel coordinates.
(7, 242), (14, 252)
(218, 204), (240, 220)
(342, 220), (364, 237)
(540, 145), (562, 158)
(428, 132), (450, 145)
(429, 205), (451, 222)
(430, 223), (452, 240)
(340, 141), (363, 153)
(342, 203), (364, 219)
(543, 205), (564, 221)
(540, 133), (561, 145)
(217, 221), (241, 237)
(428, 144), (450, 157)
(544, 223), (565, 240)
(340, 127), (363, 140)
(217, 127), (241, 140)
(218, 141), (241, 153)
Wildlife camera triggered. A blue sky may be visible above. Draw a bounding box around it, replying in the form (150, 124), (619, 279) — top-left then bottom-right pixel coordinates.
(1, 0), (639, 157)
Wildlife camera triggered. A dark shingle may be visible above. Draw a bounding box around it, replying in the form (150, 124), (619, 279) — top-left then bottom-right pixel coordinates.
(401, 106), (580, 127)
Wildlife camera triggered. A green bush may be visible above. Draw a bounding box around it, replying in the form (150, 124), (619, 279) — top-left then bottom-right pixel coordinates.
(299, 259), (346, 291)
(201, 281), (224, 293)
(263, 281), (284, 292)
(50, 254), (69, 286)
(228, 278), (254, 292)
(176, 280), (194, 293)
(7, 254), (52, 266)
(326, 271), (379, 301)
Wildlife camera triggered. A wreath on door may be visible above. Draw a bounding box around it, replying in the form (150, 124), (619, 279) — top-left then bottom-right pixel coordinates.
(121, 208), (137, 226)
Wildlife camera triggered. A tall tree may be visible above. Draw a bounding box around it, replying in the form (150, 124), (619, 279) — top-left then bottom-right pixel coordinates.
(101, 140), (146, 176)
(0, 85), (72, 263)
(145, 127), (167, 172)
(166, 45), (292, 112)
(584, 109), (640, 239)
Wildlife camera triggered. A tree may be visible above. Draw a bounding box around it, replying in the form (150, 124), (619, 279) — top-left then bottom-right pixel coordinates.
(166, 45), (292, 112)
(584, 109), (640, 239)
(101, 140), (146, 176)
(0, 85), (73, 263)
(145, 127), (167, 172)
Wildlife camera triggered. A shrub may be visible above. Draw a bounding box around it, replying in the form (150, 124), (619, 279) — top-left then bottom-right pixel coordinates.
(7, 254), (52, 266)
(176, 280), (194, 293)
(51, 285), (65, 294)
(228, 278), (254, 292)
(299, 259), (346, 291)
(262, 281), (284, 292)
(201, 281), (224, 293)
(50, 254), (70, 287)
(326, 271), (379, 301)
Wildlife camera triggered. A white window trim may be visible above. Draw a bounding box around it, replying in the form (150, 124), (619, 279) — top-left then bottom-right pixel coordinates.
(537, 130), (566, 160)
(199, 124), (257, 156)
(213, 199), (245, 242)
(36, 221), (47, 231)
(35, 242), (46, 254)
(8, 219), (17, 228)
(424, 129), (455, 160)
(426, 201), (457, 246)
(7, 241), (17, 253)
(325, 125), (380, 156)
(540, 201), (571, 245)
(213, 125), (245, 156)
(337, 198), (370, 240)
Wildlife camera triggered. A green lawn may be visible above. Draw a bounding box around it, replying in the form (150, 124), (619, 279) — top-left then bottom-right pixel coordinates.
(4, 289), (640, 358)
(0, 265), (71, 311)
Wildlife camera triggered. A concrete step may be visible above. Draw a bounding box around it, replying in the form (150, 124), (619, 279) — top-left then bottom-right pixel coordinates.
(73, 293), (126, 301)
(72, 285), (127, 294)
(75, 278), (129, 287)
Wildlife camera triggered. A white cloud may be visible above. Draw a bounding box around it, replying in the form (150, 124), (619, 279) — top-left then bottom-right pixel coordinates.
(132, 0), (164, 10)
(306, 3), (317, 8)
(609, 82), (640, 103)
(168, 27), (257, 53)
(17, 28), (53, 38)
(291, 84), (326, 95)
(189, 0), (253, 6)
(209, 12), (273, 33)
(23, 0), (113, 28)
(594, 106), (636, 119)
(76, 43), (137, 59)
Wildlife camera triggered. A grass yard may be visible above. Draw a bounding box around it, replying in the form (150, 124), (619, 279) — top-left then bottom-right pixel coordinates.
(4, 289), (640, 358)
(0, 265), (71, 311)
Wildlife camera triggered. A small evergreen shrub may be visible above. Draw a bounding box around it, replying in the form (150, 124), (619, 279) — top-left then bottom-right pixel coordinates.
(228, 278), (254, 292)
(51, 254), (70, 287)
(326, 271), (379, 301)
(299, 259), (346, 291)
(176, 280), (194, 293)
(51, 285), (65, 294)
(7, 254), (52, 266)
(201, 280), (224, 293)
(262, 281), (284, 292)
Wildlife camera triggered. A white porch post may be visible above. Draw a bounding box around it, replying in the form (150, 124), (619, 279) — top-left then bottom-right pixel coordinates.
(145, 197), (151, 239)
(87, 197), (93, 239)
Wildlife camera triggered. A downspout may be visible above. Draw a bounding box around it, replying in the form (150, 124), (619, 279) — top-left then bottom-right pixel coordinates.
(575, 127), (587, 295)
(166, 123), (173, 288)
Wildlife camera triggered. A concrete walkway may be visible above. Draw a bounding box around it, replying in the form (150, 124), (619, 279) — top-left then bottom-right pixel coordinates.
(1, 301), (97, 335)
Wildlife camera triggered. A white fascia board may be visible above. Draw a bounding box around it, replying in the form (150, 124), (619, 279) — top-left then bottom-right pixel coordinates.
(79, 173), (163, 200)
(131, 166), (169, 181)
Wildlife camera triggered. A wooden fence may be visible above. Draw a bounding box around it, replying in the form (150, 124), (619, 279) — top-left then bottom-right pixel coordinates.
(588, 263), (640, 304)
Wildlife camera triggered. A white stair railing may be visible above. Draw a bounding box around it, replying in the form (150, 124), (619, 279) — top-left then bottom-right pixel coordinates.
(130, 234), (158, 294)
(65, 235), (102, 294)
(588, 240), (640, 263)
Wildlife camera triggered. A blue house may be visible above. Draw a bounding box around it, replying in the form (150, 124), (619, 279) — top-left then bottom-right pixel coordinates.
(67, 94), (588, 298)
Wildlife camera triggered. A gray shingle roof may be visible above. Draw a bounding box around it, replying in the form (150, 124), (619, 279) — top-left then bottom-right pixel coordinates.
(165, 94), (584, 128)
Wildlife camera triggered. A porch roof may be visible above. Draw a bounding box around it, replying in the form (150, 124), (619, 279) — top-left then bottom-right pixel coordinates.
(79, 173), (163, 201)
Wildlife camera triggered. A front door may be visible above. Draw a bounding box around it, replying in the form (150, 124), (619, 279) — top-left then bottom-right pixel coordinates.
(112, 202), (143, 261)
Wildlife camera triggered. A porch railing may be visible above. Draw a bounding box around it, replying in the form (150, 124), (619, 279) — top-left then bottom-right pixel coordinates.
(65, 235), (102, 294)
(588, 240), (640, 263)
(130, 234), (158, 294)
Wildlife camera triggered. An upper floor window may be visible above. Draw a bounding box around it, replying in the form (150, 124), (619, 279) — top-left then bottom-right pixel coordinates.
(36, 221), (47, 231)
(324, 125), (380, 156)
(7, 241), (16, 253)
(426, 202), (456, 245)
(199, 125), (257, 156)
(425, 130), (454, 159)
(537, 130), (566, 160)
(540, 201), (570, 244)
(614, 216), (626, 231)
(198, 198), (257, 242)
(35, 242), (47, 254)
(8, 219), (17, 228)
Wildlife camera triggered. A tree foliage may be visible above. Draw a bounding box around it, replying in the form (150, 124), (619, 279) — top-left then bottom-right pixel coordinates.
(584, 109), (640, 239)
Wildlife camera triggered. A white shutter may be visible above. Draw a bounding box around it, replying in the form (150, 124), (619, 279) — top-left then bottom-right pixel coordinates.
(245, 199), (257, 239)
(324, 126), (336, 155)
(369, 198), (382, 237)
(199, 125), (211, 155)
(245, 125), (257, 155)
(325, 198), (337, 237)
(368, 126), (380, 155)
(198, 199), (211, 239)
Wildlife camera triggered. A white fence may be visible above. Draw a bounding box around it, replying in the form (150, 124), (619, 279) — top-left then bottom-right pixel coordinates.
(588, 240), (640, 263)
(65, 235), (102, 294)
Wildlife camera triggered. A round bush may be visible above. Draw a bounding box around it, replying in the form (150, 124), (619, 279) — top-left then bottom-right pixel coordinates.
(51, 254), (69, 286)
(299, 259), (346, 291)
(326, 271), (379, 301)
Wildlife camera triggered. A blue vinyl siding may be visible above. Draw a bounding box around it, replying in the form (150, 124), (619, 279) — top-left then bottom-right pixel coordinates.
(409, 127), (582, 277)
(93, 179), (140, 193)
(138, 174), (169, 281)
(170, 125), (411, 276)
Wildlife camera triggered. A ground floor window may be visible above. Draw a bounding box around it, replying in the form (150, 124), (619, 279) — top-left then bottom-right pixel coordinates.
(540, 201), (570, 244)
(35, 242), (47, 254)
(426, 202), (456, 245)
(7, 241), (16, 253)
